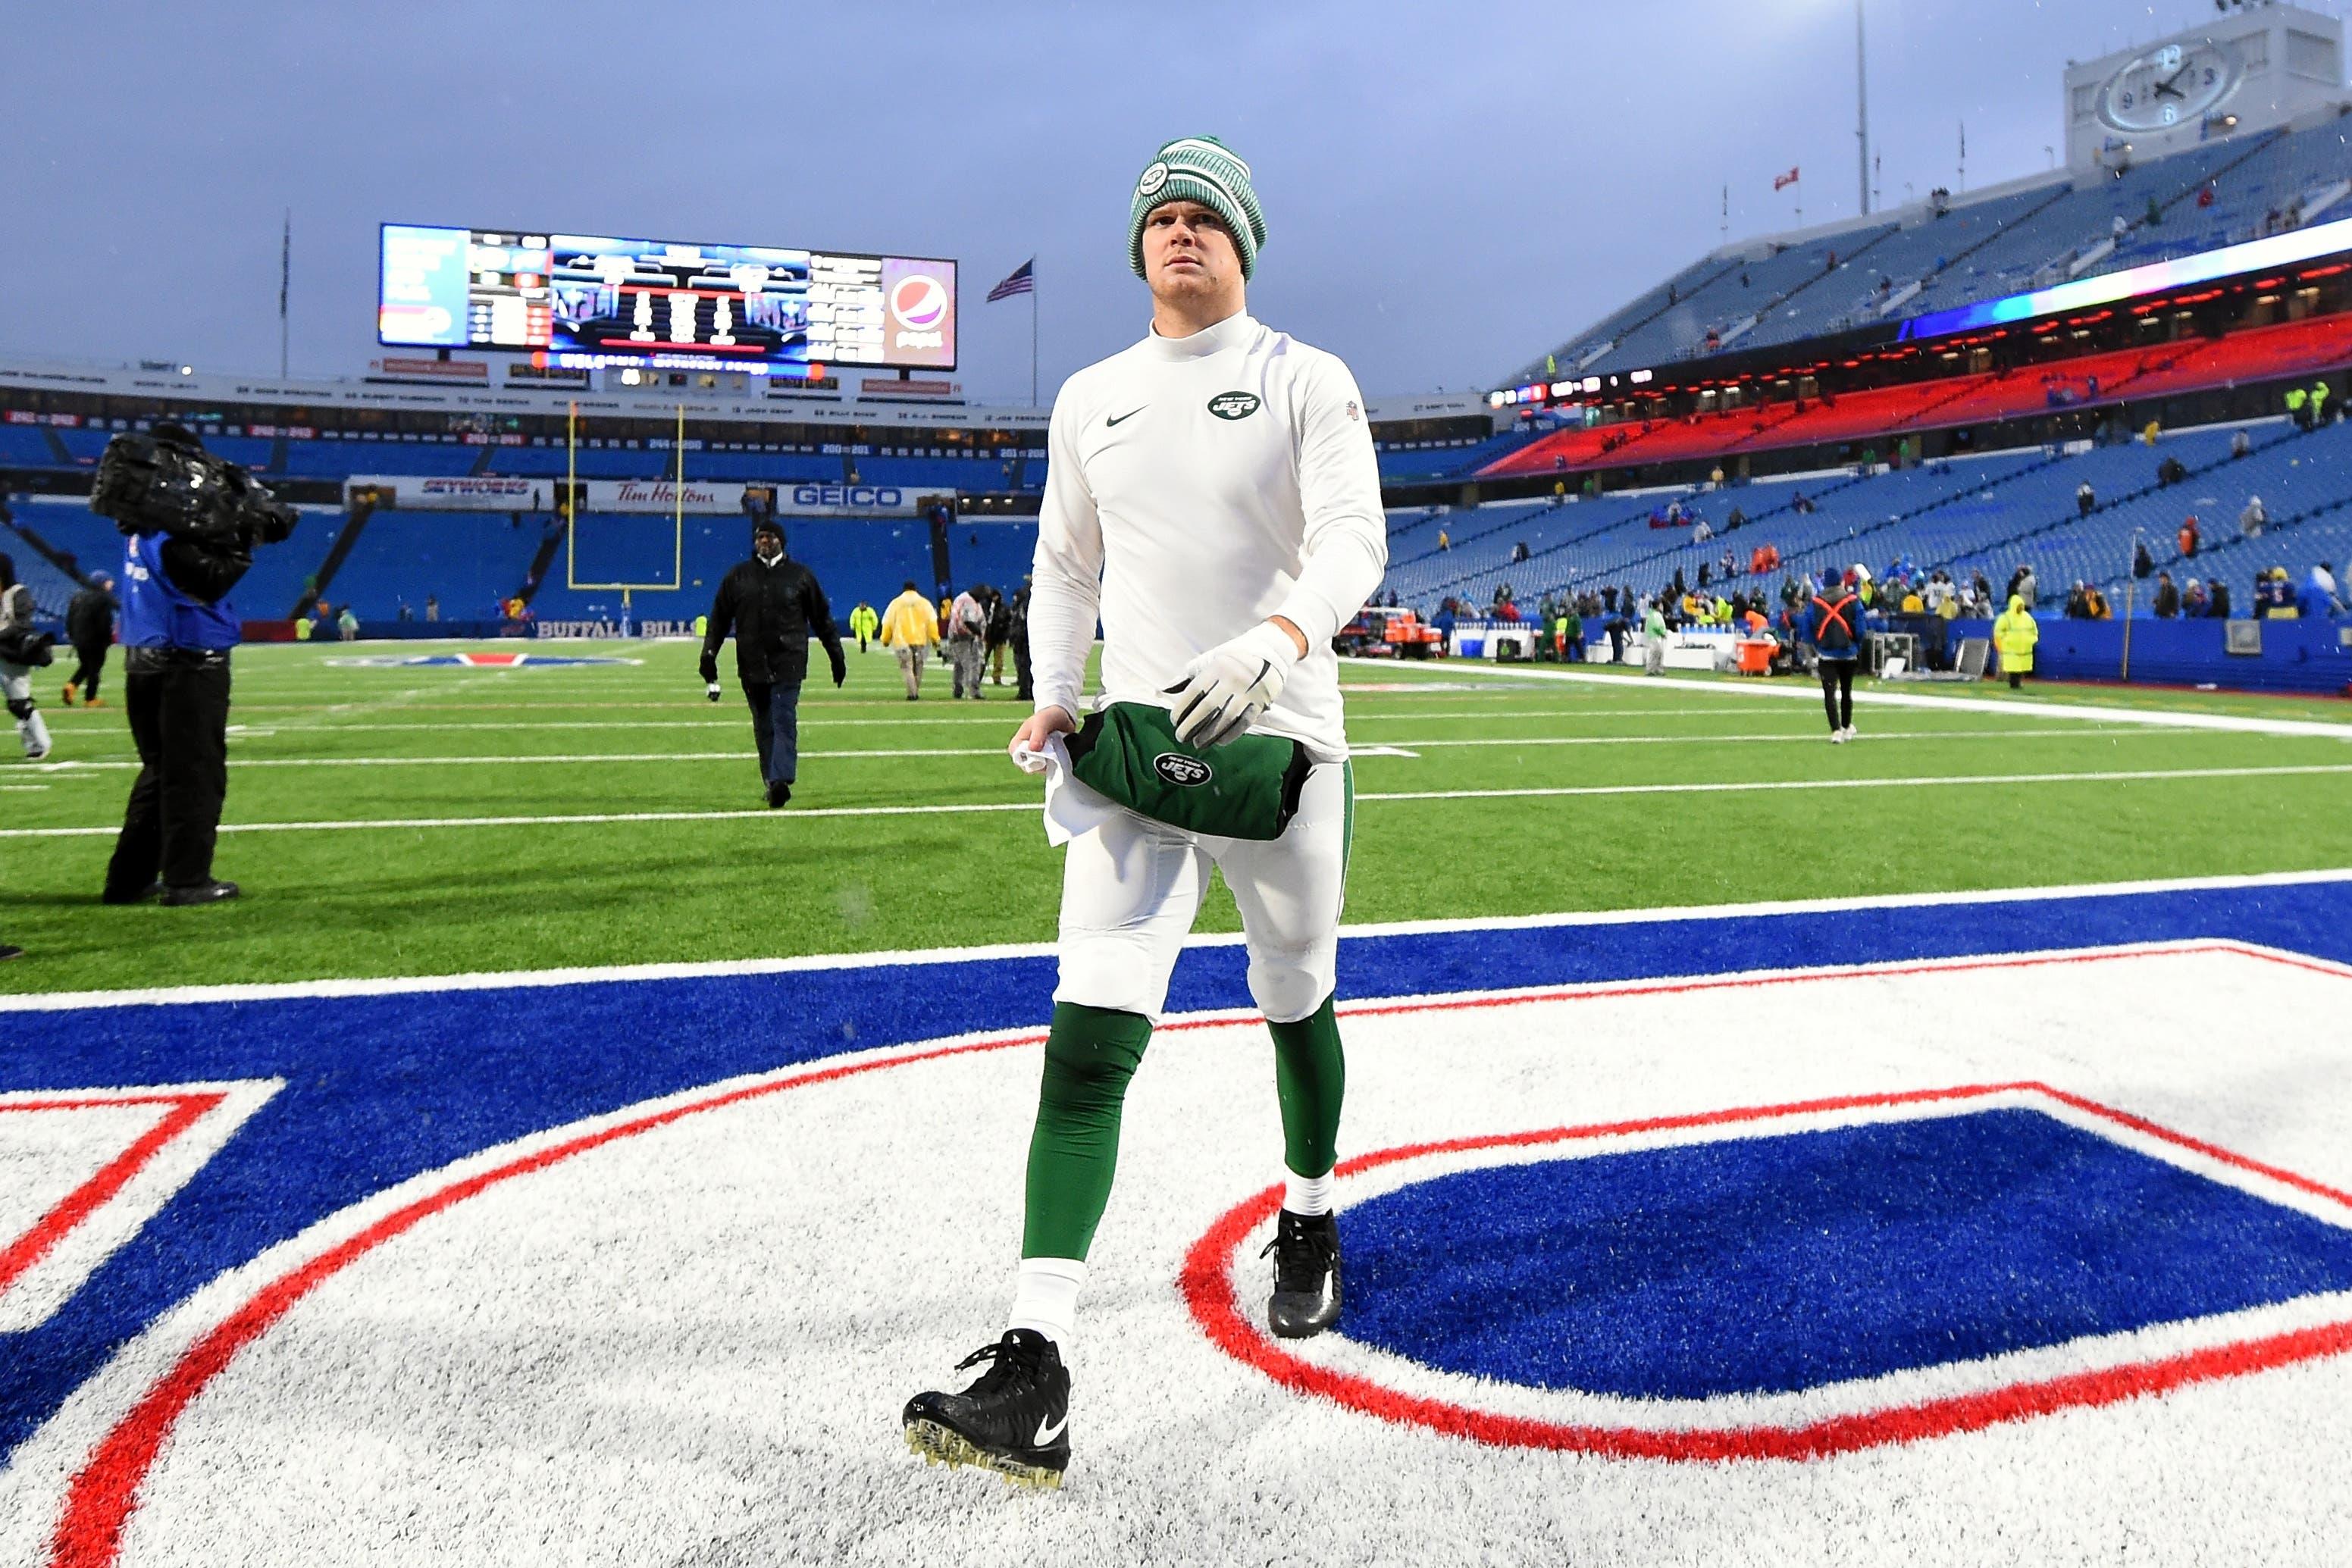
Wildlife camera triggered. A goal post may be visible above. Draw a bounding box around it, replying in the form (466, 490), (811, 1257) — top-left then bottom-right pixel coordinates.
(564, 400), (686, 600)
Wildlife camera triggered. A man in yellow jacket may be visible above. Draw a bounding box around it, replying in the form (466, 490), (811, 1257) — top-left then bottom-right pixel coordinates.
(879, 580), (941, 700)
(848, 601), (879, 653)
(1993, 593), (2038, 690)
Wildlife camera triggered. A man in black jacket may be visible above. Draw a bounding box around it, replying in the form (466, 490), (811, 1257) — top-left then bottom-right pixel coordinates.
(62, 574), (117, 707)
(699, 518), (846, 809)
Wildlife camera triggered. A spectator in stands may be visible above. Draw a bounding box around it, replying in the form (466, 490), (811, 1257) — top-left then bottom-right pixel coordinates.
(1970, 571), (1995, 616)
(61, 575), (117, 709)
(2153, 571), (2180, 618)
(2086, 584), (2112, 620)
(2178, 515), (2200, 559)
(2286, 387), (2311, 430)
(1643, 596), (1668, 676)
(2184, 578), (2209, 617)
(2312, 380), (2332, 425)
(2065, 582), (2090, 620)
(2156, 455), (2188, 488)
(2305, 562), (2344, 618)
(2009, 564), (2038, 608)
(878, 579), (939, 700)
(2075, 480), (2097, 518)
(848, 600), (878, 653)
(1436, 527), (1451, 551)
(946, 585), (990, 698)
(2241, 496), (2267, 538)
(2133, 539), (2156, 579)
(2208, 577), (2232, 618)
(2231, 428), (2252, 459)
(1993, 595), (2038, 690)
(1510, 540), (1530, 564)
(2255, 568), (2296, 620)
(700, 518), (846, 809)
(1802, 572), (1862, 742)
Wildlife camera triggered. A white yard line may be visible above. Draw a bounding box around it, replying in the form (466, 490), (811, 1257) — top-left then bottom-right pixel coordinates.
(7, 865), (2346, 1012)
(41, 706), (1784, 733)
(4, 762), (2344, 840)
(14, 725), (2210, 773)
(1360, 659), (2352, 739)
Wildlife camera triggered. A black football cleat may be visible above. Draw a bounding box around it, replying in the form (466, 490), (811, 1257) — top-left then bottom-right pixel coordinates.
(1264, 1208), (1342, 1339)
(766, 779), (791, 809)
(161, 880), (240, 907)
(903, 1329), (1070, 1489)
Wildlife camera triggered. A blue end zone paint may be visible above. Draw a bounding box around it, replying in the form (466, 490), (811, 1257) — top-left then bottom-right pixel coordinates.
(1, 878), (2347, 1458)
(1335, 1107), (2352, 1400)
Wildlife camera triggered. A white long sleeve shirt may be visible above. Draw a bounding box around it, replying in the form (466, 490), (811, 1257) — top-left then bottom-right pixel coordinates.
(1027, 311), (1387, 762)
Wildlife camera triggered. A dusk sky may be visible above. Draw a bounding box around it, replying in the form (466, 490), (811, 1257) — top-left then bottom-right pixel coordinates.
(0, 2), (2264, 403)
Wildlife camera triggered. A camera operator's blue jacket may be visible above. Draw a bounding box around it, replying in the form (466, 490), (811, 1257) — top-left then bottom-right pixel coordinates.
(120, 532), (239, 651)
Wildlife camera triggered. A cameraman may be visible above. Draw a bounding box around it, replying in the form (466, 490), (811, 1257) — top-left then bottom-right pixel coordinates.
(95, 423), (291, 906)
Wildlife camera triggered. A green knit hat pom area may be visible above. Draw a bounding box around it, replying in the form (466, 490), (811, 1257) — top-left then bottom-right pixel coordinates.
(1128, 136), (1267, 282)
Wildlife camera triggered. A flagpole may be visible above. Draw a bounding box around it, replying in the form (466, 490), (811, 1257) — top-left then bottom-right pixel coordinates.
(1030, 266), (1039, 408)
(279, 209), (290, 380)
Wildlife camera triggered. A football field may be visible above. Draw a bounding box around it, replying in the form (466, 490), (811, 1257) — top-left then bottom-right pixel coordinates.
(8, 642), (2352, 1566)
(4, 640), (2351, 995)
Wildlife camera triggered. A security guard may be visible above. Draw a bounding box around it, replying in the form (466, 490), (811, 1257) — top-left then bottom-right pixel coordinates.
(699, 518), (846, 808)
(103, 516), (244, 905)
(848, 600), (879, 653)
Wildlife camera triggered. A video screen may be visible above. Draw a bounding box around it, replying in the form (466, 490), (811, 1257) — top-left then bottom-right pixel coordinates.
(378, 225), (956, 375)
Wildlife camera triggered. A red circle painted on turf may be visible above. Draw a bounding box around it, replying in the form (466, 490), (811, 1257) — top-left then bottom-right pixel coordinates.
(1179, 1073), (2352, 1462)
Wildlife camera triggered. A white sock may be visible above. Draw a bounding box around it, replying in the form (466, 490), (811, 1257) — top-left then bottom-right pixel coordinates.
(1285, 1166), (1335, 1217)
(1006, 1257), (1087, 1347)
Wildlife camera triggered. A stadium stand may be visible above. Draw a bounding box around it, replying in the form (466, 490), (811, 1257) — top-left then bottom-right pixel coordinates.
(1517, 115), (2352, 381)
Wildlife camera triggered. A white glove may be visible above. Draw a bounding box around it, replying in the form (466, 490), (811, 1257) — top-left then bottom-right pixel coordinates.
(1164, 622), (1301, 749)
(705, 681), (722, 703)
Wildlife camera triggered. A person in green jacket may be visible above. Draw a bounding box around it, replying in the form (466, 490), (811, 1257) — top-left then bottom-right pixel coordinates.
(1561, 607), (1583, 663)
(1643, 598), (1669, 676)
(1993, 594), (2039, 690)
(848, 600), (879, 653)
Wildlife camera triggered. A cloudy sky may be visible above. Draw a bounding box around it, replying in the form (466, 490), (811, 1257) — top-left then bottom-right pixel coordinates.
(0, 2), (2270, 402)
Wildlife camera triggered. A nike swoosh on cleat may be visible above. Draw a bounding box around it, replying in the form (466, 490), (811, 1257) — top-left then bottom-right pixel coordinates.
(1106, 407), (1145, 427)
(1032, 1412), (1070, 1445)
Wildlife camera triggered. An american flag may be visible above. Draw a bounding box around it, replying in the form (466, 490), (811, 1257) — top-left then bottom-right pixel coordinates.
(1773, 167), (1800, 192)
(986, 258), (1035, 302)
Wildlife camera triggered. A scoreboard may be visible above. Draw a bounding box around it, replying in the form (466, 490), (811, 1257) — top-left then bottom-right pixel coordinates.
(378, 225), (957, 375)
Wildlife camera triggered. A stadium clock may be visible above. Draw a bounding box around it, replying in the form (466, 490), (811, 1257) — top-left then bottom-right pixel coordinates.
(2096, 37), (2244, 133)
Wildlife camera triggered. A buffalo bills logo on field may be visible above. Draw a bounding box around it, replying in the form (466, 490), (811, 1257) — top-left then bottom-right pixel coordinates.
(1184, 1079), (2352, 1460)
(1207, 391), (1261, 421)
(889, 275), (949, 333)
(1154, 752), (1213, 787)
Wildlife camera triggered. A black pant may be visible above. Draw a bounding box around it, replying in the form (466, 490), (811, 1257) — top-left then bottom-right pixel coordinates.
(1013, 631), (1034, 702)
(1818, 659), (1854, 731)
(68, 641), (108, 703)
(107, 651), (231, 894)
(743, 679), (802, 785)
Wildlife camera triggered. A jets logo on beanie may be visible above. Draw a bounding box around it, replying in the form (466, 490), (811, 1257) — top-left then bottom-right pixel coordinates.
(1129, 136), (1267, 282)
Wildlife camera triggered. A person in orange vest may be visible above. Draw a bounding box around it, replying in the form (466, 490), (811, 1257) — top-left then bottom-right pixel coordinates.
(2178, 515), (2200, 559)
(1803, 575), (1863, 741)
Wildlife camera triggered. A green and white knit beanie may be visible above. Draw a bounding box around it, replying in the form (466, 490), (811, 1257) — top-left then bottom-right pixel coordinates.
(1128, 136), (1267, 281)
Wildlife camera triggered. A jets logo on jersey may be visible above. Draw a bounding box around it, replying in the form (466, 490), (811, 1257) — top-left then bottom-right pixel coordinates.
(1207, 391), (1261, 421)
(1153, 752), (1212, 787)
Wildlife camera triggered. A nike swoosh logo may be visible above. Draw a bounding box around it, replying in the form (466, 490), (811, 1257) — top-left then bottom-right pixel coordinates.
(1106, 407), (1145, 427)
(1033, 1412), (1070, 1445)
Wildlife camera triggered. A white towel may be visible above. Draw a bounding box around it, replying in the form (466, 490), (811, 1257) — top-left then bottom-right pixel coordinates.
(1009, 731), (1122, 846)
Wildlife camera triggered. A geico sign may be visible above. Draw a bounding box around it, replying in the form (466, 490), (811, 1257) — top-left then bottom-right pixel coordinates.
(789, 484), (907, 511)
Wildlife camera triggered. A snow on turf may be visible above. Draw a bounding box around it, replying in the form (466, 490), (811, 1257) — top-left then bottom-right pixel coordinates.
(29, 948), (2352, 1566)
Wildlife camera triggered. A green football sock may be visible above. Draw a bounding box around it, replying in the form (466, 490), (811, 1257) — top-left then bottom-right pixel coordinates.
(1021, 1002), (1154, 1261)
(1269, 994), (1345, 1180)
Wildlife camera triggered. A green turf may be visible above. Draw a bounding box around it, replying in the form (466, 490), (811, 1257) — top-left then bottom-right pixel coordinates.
(3, 640), (2348, 994)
